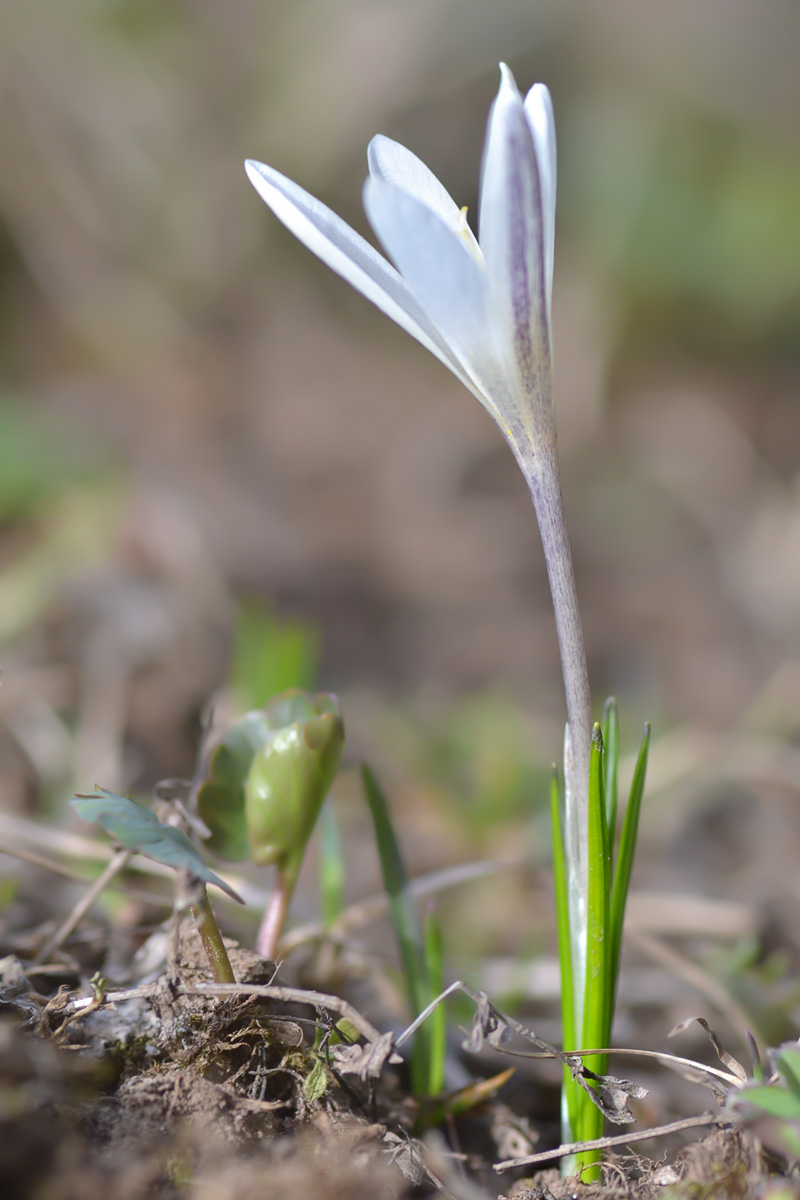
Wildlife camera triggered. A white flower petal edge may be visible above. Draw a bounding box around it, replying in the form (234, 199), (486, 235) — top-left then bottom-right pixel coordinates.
(524, 83), (557, 311)
(363, 176), (509, 424)
(479, 64), (553, 444)
(244, 160), (476, 396)
(367, 136), (464, 233)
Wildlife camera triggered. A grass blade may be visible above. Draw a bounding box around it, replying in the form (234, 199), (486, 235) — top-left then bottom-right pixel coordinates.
(609, 724), (651, 1000)
(578, 725), (610, 1170)
(361, 763), (431, 1095)
(423, 904), (446, 1096)
(602, 698), (619, 853)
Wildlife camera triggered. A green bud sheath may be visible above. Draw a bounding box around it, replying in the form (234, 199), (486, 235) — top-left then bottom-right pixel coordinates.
(197, 711), (275, 860)
(244, 691), (344, 884)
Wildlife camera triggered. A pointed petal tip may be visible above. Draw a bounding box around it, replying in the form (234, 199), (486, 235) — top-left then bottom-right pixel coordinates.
(498, 62), (520, 96)
(244, 158), (267, 186)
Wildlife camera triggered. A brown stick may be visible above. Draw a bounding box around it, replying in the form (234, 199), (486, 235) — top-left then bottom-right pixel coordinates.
(494, 1112), (727, 1171)
(36, 847), (133, 963)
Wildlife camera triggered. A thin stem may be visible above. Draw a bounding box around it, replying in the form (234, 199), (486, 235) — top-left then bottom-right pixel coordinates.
(523, 443), (592, 833)
(191, 887), (236, 983)
(521, 442), (592, 1038)
(256, 870), (293, 960)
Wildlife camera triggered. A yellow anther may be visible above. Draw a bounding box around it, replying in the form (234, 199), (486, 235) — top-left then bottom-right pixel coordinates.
(455, 205), (483, 264)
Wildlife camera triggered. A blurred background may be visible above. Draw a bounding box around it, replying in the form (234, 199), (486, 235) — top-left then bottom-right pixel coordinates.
(1, 0), (799, 1073)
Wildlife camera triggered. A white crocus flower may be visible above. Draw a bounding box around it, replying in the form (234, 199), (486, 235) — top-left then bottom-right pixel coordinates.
(246, 65), (592, 1001)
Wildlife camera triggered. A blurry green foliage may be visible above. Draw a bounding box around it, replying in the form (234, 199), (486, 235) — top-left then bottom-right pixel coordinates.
(0, 396), (117, 648)
(0, 399), (99, 520)
(97, 0), (185, 41)
(626, 132), (800, 338)
(734, 1047), (800, 1160)
(317, 799), (345, 925)
(704, 938), (800, 1048)
(232, 602), (320, 712)
(0, 480), (123, 646)
(0, 876), (19, 913)
(567, 104), (800, 352)
(382, 693), (550, 839)
(362, 764), (440, 1099)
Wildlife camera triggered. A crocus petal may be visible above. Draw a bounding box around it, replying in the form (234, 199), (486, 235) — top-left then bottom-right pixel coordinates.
(478, 65), (552, 418)
(364, 175), (512, 419)
(367, 135), (463, 231)
(524, 83), (556, 312)
(245, 160), (471, 387)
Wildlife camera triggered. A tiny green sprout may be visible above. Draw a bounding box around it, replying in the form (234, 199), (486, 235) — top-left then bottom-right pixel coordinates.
(72, 788), (243, 983)
(197, 689), (344, 959)
(90, 972), (108, 1003)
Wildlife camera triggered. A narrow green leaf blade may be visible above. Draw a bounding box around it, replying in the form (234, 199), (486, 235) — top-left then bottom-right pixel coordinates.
(602, 697), (619, 851)
(361, 764), (430, 1095)
(423, 904), (446, 1096)
(609, 723), (651, 999)
(582, 725), (611, 1051)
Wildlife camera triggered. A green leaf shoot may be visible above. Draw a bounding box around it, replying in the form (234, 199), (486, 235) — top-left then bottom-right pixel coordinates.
(423, 903), (446, 1097)
(362, 763), (432, 1097)
(608, 723), (651, 1001)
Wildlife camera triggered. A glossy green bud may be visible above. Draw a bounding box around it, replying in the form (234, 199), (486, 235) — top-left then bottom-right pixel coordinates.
(197, 710), (274, 861)
(245, 691), (344, 884)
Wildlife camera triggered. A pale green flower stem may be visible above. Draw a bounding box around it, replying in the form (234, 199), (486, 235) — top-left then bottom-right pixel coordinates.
(521, 444), (592, 810)
(520, 440), (592, 1064)
(523, 451), (591, 778)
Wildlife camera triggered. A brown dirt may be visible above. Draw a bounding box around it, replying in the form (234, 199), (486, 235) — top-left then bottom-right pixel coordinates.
(2, 921), (796, 1200)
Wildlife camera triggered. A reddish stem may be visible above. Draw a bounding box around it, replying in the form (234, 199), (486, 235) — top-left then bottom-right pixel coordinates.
(255, 872), (293, 960)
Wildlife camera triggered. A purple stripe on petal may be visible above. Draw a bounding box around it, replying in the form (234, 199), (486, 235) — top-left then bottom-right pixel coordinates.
(478, 68), (553, 421)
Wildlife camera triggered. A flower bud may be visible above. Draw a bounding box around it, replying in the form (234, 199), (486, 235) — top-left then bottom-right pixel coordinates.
(244, 690), (344, 883)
